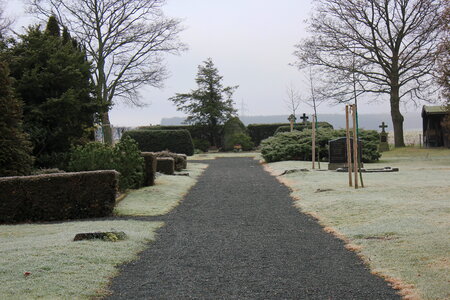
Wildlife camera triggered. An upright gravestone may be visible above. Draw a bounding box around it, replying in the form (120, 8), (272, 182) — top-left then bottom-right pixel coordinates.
(378, 122), (389, 152)
(328, 137), (362, 170)
(300, 113), (309, 125)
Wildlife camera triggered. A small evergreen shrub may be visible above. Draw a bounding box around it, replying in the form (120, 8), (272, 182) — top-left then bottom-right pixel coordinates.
(223, 117), (250, 151)
(261, 128), (380, 163)
(247, 122), (333, 146)
(123, 130), (194, 156)
(193, 138), (210, 152)
(68, 136), (144, 191)
(228, 133), (254, 151)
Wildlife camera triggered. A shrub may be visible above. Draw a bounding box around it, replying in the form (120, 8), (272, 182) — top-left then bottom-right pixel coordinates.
(247, 122), (333, 146)
(193, 138), (210, 152)
(261, 128), (380, 163)
(68, 136), (144, 191)
(0, 170), (118, 223)
(274, 122), (333, 135)
(123, 129), (194, 156)
(223, 117), (250, 151)
(228, 133), (254, 151)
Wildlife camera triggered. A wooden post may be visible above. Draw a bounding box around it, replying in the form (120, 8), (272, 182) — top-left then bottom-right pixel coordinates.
(345, 105), (352, 187)
(352, 104), (359, 189)
(312, 115), (316, 169)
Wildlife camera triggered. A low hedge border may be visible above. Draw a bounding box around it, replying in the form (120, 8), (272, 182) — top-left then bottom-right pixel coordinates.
(0, 170), (118, 223)
(141, 152), (157, 187)
(156, 157), (175, 175)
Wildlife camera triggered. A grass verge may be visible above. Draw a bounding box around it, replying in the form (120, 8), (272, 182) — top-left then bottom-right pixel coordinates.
(114, 163), (208, 216)
(264, 147), (450, 300)
(0, 220), (163, 299)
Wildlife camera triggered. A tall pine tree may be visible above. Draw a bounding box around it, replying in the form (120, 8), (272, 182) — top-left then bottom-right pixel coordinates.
(0, 62), (33, 176)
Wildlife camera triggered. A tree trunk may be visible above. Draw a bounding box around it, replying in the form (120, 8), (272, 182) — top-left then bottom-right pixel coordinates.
(390, 85), (405, 147)
(101, 111), (113, 145)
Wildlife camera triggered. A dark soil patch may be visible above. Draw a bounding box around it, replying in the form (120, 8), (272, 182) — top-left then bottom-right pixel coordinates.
(106, 157), (400, 299)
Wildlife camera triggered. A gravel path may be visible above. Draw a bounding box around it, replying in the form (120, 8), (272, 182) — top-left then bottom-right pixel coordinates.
(107, 157), (400, 299)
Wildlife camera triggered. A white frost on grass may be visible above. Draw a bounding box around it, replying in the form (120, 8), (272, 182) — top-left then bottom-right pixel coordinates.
(266, 148), (450, 300)
(114, 163), (208, 216)
(0, 220), (163, 299)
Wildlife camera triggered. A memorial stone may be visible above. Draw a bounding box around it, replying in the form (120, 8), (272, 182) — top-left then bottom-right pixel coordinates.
(378, 122), (389, 152)
(328, 137), (362, 170)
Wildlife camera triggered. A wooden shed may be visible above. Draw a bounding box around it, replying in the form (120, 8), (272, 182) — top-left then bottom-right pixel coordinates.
(422, 106), (450, 148)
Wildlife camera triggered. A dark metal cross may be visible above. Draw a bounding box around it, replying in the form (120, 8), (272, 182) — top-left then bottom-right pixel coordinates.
(379, 121), (388, 133)
(300, 113), (309, 124)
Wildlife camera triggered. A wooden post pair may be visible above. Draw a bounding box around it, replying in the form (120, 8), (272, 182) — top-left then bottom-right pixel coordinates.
(345, 104), (363, 189)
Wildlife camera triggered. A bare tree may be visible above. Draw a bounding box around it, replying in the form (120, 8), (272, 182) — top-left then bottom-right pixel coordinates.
(294, 0), (444, 147)
(285, 83), (301, 118)
(29, 0), (186, 144)
(0, 1), (13, 38)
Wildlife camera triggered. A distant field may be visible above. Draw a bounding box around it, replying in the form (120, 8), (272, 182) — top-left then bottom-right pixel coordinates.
(265, 148), (450, 300)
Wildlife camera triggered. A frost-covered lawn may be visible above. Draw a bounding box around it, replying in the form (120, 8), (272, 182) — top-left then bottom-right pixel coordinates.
(265, 147), (450, 300)
(115, 162), (208, 216)
(1, 162), (210, 298)
(0, 220), (163, 299)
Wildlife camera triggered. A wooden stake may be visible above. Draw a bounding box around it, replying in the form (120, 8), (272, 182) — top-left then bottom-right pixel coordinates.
(312, 115), (316, 169)
(345, 105), (352, 187)
(352, 104), (359, 189)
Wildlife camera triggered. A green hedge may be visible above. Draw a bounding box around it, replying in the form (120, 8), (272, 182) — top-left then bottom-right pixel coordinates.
(0, 171), (118, 223)
(274, 122), (334, 134)
(261, 128), (380, 163)
(141, 152), (157, 186)
(248, 122), (333, 146)
(123, 129), (194, 156)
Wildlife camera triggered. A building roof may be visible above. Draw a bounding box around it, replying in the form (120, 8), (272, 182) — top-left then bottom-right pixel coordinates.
(422, 105), (448, 117)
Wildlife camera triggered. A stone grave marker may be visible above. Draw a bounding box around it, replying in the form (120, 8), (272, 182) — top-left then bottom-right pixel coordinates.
(378, 122), (389, 152)
(288, 114), (297, 131)
(328, 137), (362, 170)
(300, 113), (309, 125)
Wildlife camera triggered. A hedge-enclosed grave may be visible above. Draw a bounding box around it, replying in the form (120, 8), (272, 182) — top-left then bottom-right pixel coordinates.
(123, 130), (194, 156)
(141, 152), (157, 186)
(156, 157), (175, 175)
(0, 171), (118, 223)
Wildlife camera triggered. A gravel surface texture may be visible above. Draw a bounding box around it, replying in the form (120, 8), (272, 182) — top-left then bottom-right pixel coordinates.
(107, 157), (400, 299)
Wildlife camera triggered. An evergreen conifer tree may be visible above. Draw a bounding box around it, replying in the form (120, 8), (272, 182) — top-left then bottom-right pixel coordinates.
(0, 62), (33, 176)
(169, 58), (238, 146)
(8, 17), (98, 168)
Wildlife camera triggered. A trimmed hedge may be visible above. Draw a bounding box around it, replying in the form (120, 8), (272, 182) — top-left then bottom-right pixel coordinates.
(248, 122), (334, 146)
(123, 130), (194, 156)
(0, 171), (118, 223)
(156, 157), (175, 175)
(141, 152), (157, 186)
(138, 125), (223, 151)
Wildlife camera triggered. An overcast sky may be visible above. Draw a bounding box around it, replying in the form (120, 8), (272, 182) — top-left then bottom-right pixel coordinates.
(6, 0), (424, 126)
